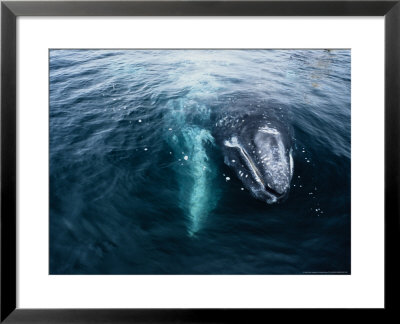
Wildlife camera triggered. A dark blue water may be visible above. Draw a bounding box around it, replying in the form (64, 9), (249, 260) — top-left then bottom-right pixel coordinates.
(49, 49), (350, 274)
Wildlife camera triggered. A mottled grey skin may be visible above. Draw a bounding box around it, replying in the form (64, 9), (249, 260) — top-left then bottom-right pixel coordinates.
(213, 98), (294, 204)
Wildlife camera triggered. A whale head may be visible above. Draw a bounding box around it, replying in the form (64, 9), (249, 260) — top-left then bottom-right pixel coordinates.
(222, 116), (293, 204)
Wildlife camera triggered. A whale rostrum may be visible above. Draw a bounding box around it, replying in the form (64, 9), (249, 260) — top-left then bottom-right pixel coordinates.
(214, 98), (294, 204)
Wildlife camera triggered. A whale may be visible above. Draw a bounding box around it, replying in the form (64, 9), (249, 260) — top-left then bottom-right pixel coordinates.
(165, 97), (219, 236)
(213, 96), (294, 204)
(164, 93), (293, 236)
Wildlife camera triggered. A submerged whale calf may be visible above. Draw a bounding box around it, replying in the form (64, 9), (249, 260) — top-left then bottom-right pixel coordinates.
(165, 98), (219, 236)
(214, 99), (294, 204)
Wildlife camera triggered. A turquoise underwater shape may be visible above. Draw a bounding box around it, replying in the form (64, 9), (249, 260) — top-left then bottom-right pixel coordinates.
(165, 97), (219, 236)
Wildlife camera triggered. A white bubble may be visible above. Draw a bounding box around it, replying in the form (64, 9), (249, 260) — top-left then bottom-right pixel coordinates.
(226, 177), (230, 181)
(232, 160), (235, 163)
(184, 156), (188, 161)
(241, 188), (244, 191)
(144, 148), (148, 151)
(138, 119), (142, 123)
(168, 128), (172, 131)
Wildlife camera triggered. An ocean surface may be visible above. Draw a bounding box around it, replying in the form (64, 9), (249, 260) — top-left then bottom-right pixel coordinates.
(49, 49), (351, 274)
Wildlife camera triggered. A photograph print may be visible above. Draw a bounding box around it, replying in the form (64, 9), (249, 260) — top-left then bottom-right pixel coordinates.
(49, 49), (350, 274)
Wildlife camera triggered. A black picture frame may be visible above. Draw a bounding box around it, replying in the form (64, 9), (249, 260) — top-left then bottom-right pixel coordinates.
(1, 0), (399, 322)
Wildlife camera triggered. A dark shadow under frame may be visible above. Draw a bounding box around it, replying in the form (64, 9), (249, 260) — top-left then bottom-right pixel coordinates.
(1, 1), (399, 322)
